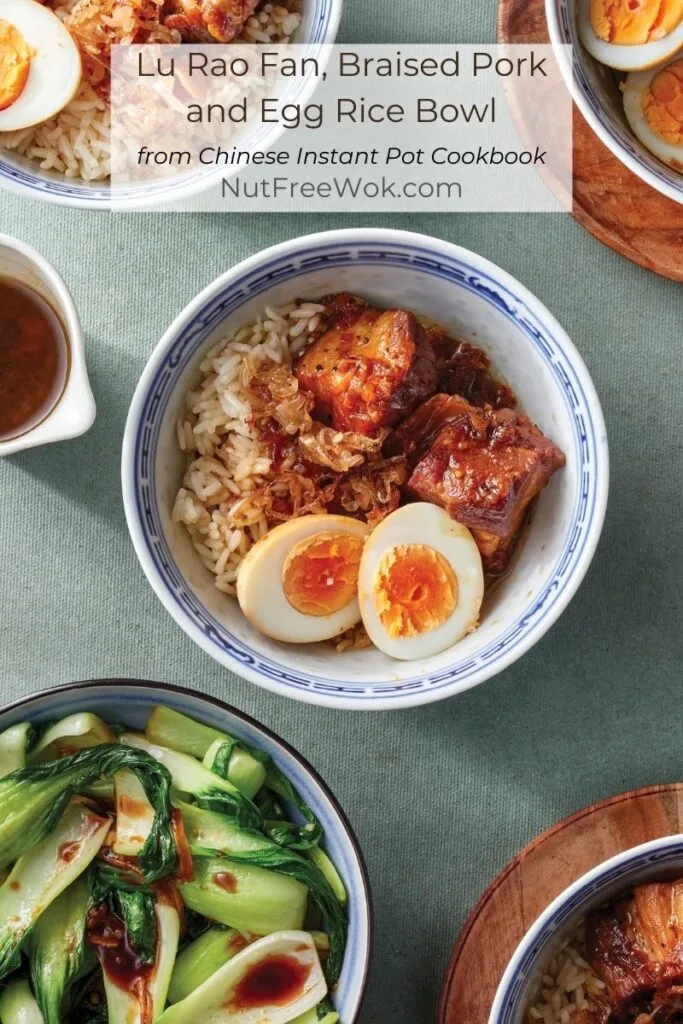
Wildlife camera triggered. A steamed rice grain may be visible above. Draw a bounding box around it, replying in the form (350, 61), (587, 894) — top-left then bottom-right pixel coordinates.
(525, 921), (605, 1024)
(172, 300), (325, 595)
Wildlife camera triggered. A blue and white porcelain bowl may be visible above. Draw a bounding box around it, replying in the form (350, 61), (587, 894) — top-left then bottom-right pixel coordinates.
(489, 834), (683, 1024)
(122, 228), (609, 711)
(546, 0), (683, 205)
(0, 678), (372, 1022)
(0, 0), (341, 210)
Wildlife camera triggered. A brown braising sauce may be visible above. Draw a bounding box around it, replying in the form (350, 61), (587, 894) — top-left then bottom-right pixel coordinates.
(0, 278), (69, 441)
(228, 954), (311, 1010)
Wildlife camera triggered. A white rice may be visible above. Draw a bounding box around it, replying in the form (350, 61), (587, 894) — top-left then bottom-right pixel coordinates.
(172, 300), (326, 595)
(525, 922), (606, 1024)
(0, 2), (302, 183)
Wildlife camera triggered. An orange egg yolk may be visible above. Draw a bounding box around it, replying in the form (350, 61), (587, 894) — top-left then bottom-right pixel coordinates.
(373, 544), (458, 638)
(282, 531), (364, 617)
(0, 20), (31, 113)
(643, 58), (683, 144)
(590, 0), (683, 44)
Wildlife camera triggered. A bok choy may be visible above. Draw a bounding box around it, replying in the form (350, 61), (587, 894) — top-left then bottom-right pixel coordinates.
(0, 723), (34, 780)
(0, 744), (177, 881)
(0, 978), (45, 1024)
(167, 927), (245, 1003)
(0, 802), (109, 978)
(146, 707), (266, 799)
(0, 704), (348, 1023)
(28, 873), (92, 1024)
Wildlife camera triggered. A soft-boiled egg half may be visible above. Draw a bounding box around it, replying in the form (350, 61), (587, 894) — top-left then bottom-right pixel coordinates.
(237, 515), (369, 643)
(623, 55), (683, 168)
(578, 0), (683, 70)
(0, 0), (81, 132)
(358, 503), (484, 661)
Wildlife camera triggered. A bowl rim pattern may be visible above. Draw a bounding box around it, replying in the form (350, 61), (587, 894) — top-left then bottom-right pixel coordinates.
(0, 677), (373, 1023)
(0, 0), (341, 209)
(489, 834), (683, 1024)
(545, 0), (683, 205)
(121, 228), (609, 710)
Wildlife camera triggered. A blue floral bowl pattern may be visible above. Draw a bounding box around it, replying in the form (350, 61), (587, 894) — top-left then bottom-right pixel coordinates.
(490, 836), (683, 1024)
(547, 0), (683, 204)
(122, 229), (609, 710)
(0, 0), (340, 209)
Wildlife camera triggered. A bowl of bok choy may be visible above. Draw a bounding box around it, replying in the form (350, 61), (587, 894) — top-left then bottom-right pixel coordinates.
(0, 679), (371, 1024)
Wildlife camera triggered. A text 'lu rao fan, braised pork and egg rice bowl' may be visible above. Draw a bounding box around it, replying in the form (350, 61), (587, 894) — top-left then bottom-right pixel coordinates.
(0, 0), (302, 182)
(527, 878), (683, 1024)
(172, 293), (566, 662)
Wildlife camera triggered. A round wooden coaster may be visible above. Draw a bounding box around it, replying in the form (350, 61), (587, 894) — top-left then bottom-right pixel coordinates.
(438, 783), (683, 1024)
(497, 0), (683, 283)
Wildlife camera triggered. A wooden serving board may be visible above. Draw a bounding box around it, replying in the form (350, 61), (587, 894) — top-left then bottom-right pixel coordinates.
(497, 0), (683, 283)
(438, 783), (683, 1024)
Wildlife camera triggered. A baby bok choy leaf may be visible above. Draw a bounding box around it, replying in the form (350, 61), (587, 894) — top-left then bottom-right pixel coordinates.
(145, 707), (267, 800)
(167, 927), (247, 1004)
(0, 744), (177, 882)
(157, 932), (327, 1024)
(178, 858), (309, 936)
(29, 714), (115, 763)
(261, 769), (322, 852)
(89, 895), (180, 1024)
(28, 872), (91, 1024)
(179, 802), (347, 985)
(120, 734), (261, 830)
(0, 802), (110, 980)
(0, 723), (34, 779)
(0, 978), (45, 1024)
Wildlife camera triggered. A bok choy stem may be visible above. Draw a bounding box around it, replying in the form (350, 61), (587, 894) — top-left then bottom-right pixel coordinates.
(0, 978), (45, 1024)
(29, 872), (91, 1024)
(167, 927), (245, 1004)
(178, 857), (309, 934)
(146, 707), (266, 798)
(0, 803), (109, 979)
(0, 723), (34, 780)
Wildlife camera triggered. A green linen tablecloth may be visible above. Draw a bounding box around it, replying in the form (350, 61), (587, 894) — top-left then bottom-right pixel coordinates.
(1, 2), (682, 1021)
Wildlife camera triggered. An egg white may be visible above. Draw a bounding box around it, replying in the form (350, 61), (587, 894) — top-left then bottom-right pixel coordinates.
(237, 514), (369, 644)
(578, 0), (683, 70)
(0, 0), (81, 132)
(623, 58), (683, 169)
(358, 503), (484, 661)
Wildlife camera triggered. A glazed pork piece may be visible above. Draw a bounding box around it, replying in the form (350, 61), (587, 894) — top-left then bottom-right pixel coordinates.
(163, 0), (257, 41)
(387, 394), (565, 574)
(294, 294), (438, 437)
(586, 882), (683, 1023)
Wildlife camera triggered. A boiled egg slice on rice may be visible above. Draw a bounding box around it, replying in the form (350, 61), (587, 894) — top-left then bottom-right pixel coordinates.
(0, 0), (81, 132)
(237, 514), (369, 643)
(578, 0), (683, 71)
(358, 503), (484, 661)
(623, 55), (683, 168)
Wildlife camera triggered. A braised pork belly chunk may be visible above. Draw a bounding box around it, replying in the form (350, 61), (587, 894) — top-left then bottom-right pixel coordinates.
(387, 394), (565, 574)
(163, 0), (257, 41)
(294, 294), (438, 437)
(586, 883), (683, 1023)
